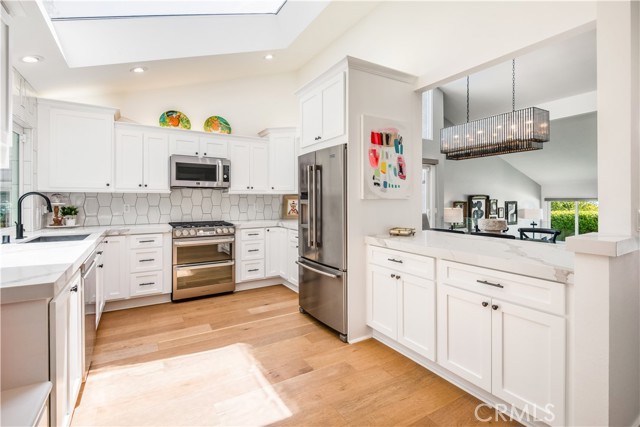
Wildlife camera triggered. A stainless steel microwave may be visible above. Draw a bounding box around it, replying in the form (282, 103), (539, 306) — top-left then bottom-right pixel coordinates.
(170, 155), (230, 189)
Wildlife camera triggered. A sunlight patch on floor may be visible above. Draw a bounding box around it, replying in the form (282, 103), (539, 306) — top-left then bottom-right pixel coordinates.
(73, 343), (292, 426)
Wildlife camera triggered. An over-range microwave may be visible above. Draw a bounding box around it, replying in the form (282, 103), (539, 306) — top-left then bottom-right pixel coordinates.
(170, 155), (230, 189)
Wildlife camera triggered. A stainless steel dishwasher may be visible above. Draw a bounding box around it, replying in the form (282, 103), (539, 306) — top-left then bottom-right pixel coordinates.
(81, 249), (101, 380)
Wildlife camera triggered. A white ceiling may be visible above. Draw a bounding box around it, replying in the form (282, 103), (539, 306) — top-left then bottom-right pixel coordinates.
(7, 0), (380, 97)
(439, 30), (597, 125)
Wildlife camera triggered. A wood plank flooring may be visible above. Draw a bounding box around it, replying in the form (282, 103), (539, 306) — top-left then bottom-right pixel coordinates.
(72, 285), (520, 426)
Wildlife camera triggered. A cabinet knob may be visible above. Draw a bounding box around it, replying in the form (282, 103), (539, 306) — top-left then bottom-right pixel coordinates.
(481, 301), (489, 307)
(97, 251), (103, 255)
(98, 264), (104, 268)
(139, 184), (142, 187)
(395, 275), (401, 280)
(492, 304), (499, 310)
(204, 153), (207, 156)
(144, 184), (148, 187)
(195, 152), (199, 155)
(106, 183), (110, 187)
(390, 273), (396, 278)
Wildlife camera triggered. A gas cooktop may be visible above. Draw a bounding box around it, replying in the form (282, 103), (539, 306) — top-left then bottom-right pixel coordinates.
(169, 221), (235, 238)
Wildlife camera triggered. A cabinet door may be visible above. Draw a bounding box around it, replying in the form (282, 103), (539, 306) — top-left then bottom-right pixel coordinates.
(199, 136), (228, 158)
(491, 300), (565, 426)
(144, 132), (170, 191)
(265, 228), (282, 277)
(398, 274), (436, 361)
(229, 141), (252, 191)
(115, 128), (144, 191)
(103, 237), (128, 301)
(268, 133), (297, 193)
(250, 143), (269, 192)
(437, 283), (492, 391)
(170, 133), (200, 156)
(366, 264), (398, 339)
(321, 72), (346, 142)
(300, 92), (322, 148)
(287, 232), (299, 285)
(66, 275), (83, 417)
(46, 108), (114, 191)
(49, 281), (71, 427)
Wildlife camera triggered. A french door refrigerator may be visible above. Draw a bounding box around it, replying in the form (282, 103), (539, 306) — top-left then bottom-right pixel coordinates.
(298, 144), (348, 342)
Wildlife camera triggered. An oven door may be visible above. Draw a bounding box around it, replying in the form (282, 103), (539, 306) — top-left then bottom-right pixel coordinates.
(173, 237), (233, 265)
(173, 261), (235, 300)
(171, 155), (222, 188)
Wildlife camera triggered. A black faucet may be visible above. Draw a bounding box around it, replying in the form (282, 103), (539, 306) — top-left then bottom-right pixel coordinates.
(15, 192), (53, 240)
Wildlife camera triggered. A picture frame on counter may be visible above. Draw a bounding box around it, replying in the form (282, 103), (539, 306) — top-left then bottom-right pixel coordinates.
(489, 199), (498, 216)
(451, 201), (468, 229)
(282, 195), (299, 219)
(468, 195), (489, 231)
(505, 201), (518, 225)
(498, 207), (505, 218)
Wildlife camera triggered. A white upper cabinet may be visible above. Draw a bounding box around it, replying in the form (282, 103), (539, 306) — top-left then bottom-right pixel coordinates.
(115, 124), (169, 192)
(229, 140), (268, 193)
(169, 133), (228, 158)
(38, 100), (117, 192)
(260, 128), (297, 194)
(299, 71), (346, 150)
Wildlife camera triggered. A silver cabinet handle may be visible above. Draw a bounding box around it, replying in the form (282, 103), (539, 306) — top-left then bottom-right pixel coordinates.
(388, 258), (403, 264)
(248, 233), (259, 236)
(139, 258), (155, 262)
(477, 279), (504, 288)
(296, 261), (340, 279)
(248, 269), (259, 272)
(248, 249), (259, 252)
(174, 237), (234, 246)
(139, 239), (155, 243)
(140, 282), (155, 286)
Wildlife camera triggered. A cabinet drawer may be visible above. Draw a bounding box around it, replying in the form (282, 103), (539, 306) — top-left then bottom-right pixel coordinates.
(129, 234), (163, 249)
(130, 248), (163, 273)
(241, 228), (264, 241)
(288, 230), (298, 242)
(241, 241), (264, 260)
(368, 246), (435, 280)
(438, 260), (565, 315)
(130, 271), (163, 296)
(241, 260), (265, 281)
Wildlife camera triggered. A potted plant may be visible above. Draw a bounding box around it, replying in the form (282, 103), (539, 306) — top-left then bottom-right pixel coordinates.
(60, 205), (79, 226)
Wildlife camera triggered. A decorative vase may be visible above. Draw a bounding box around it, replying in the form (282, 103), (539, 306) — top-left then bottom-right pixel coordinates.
(64, 216), (77, 226)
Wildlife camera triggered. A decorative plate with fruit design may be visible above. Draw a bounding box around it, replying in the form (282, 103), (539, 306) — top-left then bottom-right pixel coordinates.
(159, 110), (191, 129)
(204, 116), (232, 134)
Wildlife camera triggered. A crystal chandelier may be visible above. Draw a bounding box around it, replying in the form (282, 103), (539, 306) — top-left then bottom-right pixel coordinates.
(440, 60), (550, 160)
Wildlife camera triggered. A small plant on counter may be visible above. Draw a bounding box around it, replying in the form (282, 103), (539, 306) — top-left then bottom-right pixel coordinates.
(60, 206), (79, 217)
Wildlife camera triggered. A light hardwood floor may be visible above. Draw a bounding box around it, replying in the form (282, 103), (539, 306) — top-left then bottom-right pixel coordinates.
(72, 285), (519, 426)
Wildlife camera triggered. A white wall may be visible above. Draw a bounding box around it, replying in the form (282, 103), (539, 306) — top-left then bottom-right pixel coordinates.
(52, 72), (299, 137)
(297, 1), (596, 90)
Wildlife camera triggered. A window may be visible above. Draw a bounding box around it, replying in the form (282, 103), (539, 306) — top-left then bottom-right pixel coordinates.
(548, 200), (598, 242)
(0, 128), (20, 228)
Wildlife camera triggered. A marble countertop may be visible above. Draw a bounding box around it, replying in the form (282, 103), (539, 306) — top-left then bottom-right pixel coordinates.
(0, 382), (52, 427)
(233, 219), (298, 231)
(366, 230), (574, 284)
(0, 224), (172, 304)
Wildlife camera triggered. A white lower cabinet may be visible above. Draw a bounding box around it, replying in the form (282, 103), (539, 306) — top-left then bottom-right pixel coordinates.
(49, 271), (83, 427)
(437, 261), (566, 426)
(366, 246), (436, 361)
(286, 230), (299, 286)
(127, 234), (166, 297)
(102, 237), (128, 301)
(266, 227), (286, 277)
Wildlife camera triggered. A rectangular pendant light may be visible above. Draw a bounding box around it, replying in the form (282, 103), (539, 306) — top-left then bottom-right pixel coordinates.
(440, 107), (550, 160)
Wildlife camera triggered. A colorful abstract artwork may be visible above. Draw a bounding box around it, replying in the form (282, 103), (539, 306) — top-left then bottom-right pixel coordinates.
(361, 115), (410, 199)
(159, 110), (191, 129)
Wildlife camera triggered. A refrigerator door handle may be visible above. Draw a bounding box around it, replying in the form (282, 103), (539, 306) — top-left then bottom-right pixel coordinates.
(315, 165), (322, 248)
(307, 165), (314, 248)
(310, 164), (317, 249)
(297, 260), (342, 279)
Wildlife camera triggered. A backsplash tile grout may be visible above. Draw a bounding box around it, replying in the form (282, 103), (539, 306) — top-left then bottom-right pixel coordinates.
(43, 190), (283, 227)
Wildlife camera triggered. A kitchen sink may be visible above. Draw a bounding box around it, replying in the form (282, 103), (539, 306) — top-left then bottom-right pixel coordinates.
(24, 234), (91, 243)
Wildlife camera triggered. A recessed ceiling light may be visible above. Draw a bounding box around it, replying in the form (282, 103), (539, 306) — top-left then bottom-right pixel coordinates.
(21, 55), (43, 63)
(130, 67), (147, 73)
(264, 54), (274, 61)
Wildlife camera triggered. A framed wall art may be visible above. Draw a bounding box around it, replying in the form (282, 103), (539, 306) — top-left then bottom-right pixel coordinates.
(505, 201), (518, 225)
(451, 201), (468, 229)
(361, 115), (410, 199)
(468, 195), (489, 230)
(282, 195), (299, 219)
(489, 199), (498, 217)
(498, 207), (505, 219)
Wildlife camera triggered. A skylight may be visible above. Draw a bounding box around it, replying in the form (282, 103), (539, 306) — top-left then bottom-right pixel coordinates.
(42, 0), (288, 20)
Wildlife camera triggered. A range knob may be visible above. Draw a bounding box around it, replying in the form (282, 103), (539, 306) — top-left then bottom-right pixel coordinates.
(228, 227), (235, 234)
(222, 228), (229, 234)
(175, 230), (182, 237)
(215, 228), (223, 234)
(189, 229), (196, 236)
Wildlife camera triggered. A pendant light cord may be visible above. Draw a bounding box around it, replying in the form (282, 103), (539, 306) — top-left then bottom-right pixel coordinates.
(466, 75), (470, 123)
(512, 59), (516, 112)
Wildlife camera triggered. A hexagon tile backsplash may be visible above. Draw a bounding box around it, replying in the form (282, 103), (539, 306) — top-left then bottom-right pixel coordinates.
(45, 190), (284, 226)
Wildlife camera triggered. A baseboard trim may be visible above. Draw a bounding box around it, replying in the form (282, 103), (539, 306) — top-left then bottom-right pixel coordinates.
(236, 277), (298, 292)
(347, 333), (372, 344)
(105, 294), (171, 312)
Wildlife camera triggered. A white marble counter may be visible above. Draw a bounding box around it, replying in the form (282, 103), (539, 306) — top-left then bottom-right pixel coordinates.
(0, 224), (172, 304)
(233, 219), (298, 231)
(0, 382), (52, 427)
(366, 230), (574, 284)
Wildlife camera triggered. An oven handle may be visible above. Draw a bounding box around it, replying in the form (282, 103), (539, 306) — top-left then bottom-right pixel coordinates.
(176, 261), (235, 270)
(174, 237), (234, 246)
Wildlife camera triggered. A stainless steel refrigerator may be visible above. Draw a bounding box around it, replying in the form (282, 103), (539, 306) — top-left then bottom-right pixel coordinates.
(298, 144), (348, 342)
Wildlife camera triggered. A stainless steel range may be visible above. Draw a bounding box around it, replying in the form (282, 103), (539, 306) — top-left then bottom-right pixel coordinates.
(170, 221), (236, 301)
